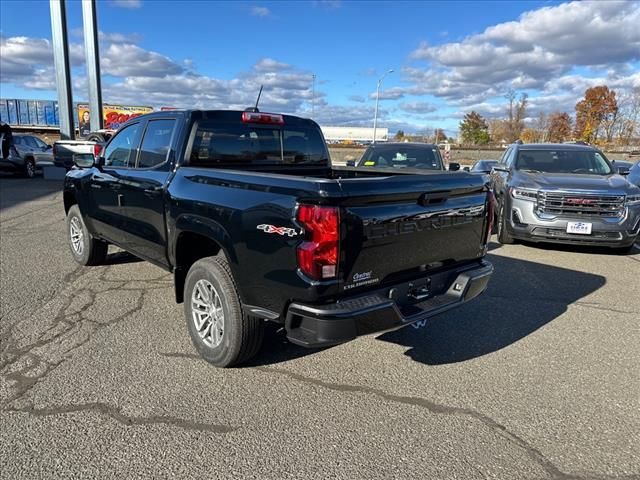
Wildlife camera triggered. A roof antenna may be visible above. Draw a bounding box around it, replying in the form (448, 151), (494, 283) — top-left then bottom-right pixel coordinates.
(245, 85), (263, 113)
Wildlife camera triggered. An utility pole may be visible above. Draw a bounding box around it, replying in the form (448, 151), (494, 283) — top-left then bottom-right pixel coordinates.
(82, 0), (103, 132)
(50, 0), (75, 139)
(373, 69), (393, 143)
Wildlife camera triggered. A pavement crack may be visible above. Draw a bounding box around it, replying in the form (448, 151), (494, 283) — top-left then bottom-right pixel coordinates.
(6, 402), (237, 434)
(573, 302), (636, 315)
(257, 367), (629, 480)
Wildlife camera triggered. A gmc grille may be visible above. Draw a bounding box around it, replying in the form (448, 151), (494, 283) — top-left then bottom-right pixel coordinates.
(536, 192), (625, 217)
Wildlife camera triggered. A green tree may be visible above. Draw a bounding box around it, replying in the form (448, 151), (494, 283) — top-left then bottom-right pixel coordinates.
(394, 130), (405, 140)
(459, 111), (490, 145)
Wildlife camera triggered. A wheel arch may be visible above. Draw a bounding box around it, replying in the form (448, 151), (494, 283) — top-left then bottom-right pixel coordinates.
(63, 190), (77, 214)
(172, 217), (238, 304)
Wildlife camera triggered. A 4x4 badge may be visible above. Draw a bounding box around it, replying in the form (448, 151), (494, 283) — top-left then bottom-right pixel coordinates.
(257, 224), (299, 237)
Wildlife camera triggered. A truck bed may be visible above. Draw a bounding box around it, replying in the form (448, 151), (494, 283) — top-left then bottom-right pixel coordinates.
(167, 165), (490, 316)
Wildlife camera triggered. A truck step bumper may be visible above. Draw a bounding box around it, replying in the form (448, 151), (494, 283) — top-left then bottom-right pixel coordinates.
(285, 261), (493, 348)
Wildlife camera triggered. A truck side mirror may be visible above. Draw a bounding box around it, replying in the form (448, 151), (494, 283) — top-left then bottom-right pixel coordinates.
(73, 153), (96, 168)
(448, 162), (461, 171)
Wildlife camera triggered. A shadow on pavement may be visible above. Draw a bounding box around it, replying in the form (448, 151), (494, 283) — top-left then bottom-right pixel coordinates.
(0, 176), (64, 212)
(250, 252), (606, 367)
(377, 252), (606, 365)
(246, 323), (330, 367)
(518, 239), (637, 256)
(104, 250), (145, 266)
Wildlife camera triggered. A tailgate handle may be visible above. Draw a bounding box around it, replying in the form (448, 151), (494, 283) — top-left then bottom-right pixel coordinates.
(419, 191), (450, 205)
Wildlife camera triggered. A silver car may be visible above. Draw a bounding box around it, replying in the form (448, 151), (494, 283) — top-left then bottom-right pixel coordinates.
(490, 143), (640, 253)
(0, 134), (53, 178)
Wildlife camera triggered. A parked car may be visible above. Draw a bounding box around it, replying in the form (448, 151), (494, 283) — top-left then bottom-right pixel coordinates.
(627, 161), (640, 188)
(470, 160), (499, 174)
(0, 134), (53, 178)
(490, 143), (640, 252)
(610, 159), (633, 174)
(63, 109), (494, 367)
(347, 142), (460, 171)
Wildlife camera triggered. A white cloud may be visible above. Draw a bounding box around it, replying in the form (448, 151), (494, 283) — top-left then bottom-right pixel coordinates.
(406, 1), (640, 107)
(368, 87), (406, 101)
(251, 6), (271, 17)
(254, 58), (290, 72)
(399, 102), (437, 114)
(348, 95), (366, 103)
(111, 0), (142, 8)
(100, 43), (184, 77)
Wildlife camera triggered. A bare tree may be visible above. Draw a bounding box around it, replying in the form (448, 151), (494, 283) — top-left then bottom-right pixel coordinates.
(505, 89), (529, 142)
(615, 87), (640, 146)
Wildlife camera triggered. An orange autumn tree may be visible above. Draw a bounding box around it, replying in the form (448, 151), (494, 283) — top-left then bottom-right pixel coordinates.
(574, 86), (618, 143)
(548, 112), (573, 143)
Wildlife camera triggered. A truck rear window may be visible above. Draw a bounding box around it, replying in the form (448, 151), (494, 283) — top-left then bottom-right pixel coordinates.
(189, 122), (329, 167)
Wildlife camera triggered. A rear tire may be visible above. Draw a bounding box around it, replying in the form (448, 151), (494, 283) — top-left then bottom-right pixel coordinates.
(184, 255), (264, 368)
(87, 133), (106, 143)
(496, 200), (514, 244)
(66, 205), (108, 266)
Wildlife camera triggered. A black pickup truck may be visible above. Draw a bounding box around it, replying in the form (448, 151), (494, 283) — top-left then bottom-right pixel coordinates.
(63, 110), (494, 367)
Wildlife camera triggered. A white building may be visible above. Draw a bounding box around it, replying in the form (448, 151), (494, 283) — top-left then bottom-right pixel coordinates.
(320, 126), (388, 143)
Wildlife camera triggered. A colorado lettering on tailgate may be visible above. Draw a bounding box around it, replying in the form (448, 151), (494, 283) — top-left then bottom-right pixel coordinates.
(364, 205), (485, 240)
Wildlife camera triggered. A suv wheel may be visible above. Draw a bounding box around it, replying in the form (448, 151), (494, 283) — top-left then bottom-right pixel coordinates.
(66, 205), (108, 265)
(184, 255), (264, 367)
(23, 159), (36, 178)
(496, 200), (514, 244)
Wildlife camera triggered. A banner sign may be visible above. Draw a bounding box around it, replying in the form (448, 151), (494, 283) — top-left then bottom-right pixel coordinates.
(77, 104), (153, 137)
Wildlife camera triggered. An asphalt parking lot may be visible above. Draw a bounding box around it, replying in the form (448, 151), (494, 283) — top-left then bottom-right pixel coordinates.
(1, 176), (638, 479)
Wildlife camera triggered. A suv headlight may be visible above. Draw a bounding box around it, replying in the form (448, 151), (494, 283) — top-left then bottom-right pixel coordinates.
(626, 194), (640, 206)
(511, 187), (538, 202)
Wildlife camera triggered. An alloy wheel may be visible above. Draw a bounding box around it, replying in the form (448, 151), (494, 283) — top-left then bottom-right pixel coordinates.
(69, 217), (84, 255)
(191, 279), (225, 348)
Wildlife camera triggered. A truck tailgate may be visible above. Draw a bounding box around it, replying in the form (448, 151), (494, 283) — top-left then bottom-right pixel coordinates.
(338, 173), (489, 292)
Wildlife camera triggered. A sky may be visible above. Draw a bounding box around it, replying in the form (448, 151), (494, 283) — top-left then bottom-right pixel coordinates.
(1, 0), (639, 136)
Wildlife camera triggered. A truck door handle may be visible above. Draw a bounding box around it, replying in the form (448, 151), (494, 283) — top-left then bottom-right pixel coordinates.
(144, 186), (163, 197)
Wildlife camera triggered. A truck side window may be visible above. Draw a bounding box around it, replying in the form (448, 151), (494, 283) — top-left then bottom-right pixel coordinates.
(138, 119), (176, 168)
(103, 123), (141, 168)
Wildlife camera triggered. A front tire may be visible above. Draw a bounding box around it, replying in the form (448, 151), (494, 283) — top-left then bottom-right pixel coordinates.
(23, 158), (36, 178)
(184, 256), (264, 368)
(496, 200), (514, 244)
(66, 205), (108, 265)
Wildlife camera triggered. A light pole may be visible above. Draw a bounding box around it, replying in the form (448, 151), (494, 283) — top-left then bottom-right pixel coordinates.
(311, 74), (316, 118)
(373, 69), (393, 143)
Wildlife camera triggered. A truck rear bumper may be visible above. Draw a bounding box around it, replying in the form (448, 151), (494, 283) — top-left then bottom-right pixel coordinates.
(285, 260), (493, 348)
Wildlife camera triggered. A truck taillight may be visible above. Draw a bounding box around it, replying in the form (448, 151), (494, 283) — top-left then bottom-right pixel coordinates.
(296, 205), (339, 280)
(93, 143), (102, 157)
(241, 111), (284, 125)
(483, 190), (496, 245)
